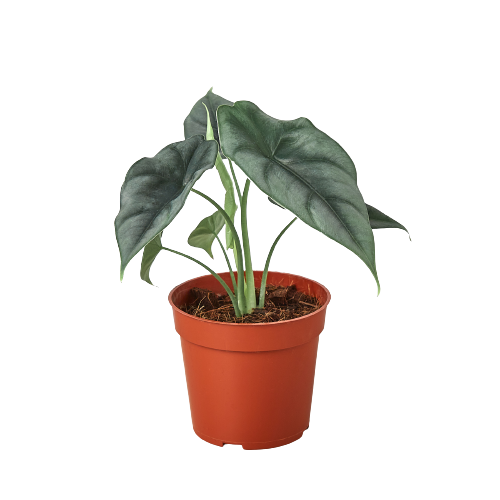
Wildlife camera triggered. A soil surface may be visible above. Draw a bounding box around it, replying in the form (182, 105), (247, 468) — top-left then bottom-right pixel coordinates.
(180, 283), (322, 323)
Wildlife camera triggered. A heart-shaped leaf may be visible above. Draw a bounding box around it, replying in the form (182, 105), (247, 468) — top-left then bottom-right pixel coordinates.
(188, 211), (224, 258)
(367, 204), (409, 237)
(115, 135), (218, 279)
(218, 101), (379, 291)
(184, 88), (233, 158)
(140, 232), (163, 285)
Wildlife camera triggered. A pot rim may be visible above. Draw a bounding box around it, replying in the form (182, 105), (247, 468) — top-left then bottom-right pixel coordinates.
(168, 270), (331, 327)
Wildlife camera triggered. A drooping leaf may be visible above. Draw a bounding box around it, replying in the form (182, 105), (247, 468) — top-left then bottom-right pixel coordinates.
(140, 232), (163, 285)
(115, 136), (218, 280)
(367, 204), (410, 238)
(218, 101), (380, 292)
(184, 88), (233, 158)
(188, 211), (225, 258)
(203, 103), (237, 249)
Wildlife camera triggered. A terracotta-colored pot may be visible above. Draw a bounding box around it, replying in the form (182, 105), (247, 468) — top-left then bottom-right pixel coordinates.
(168, 271), (330, 450)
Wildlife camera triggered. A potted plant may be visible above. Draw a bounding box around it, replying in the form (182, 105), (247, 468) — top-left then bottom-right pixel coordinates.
(115, 89), (409, 450)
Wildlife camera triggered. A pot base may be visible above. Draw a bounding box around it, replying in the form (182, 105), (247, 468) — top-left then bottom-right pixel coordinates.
(194, 428), (305, 450)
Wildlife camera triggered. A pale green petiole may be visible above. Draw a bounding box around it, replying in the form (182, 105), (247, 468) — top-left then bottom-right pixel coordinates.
(241, 180), (256, 313)
(203, 103), (238, 251)
(258, 218), (298, 309)
(190, 101), (240, 307)
(215, 234), (237, 292)
(228, 158), (244, 287)
(232, 244), (246, 313)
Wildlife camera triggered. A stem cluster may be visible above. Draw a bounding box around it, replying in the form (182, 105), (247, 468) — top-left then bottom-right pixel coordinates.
(163, 157), (296, 318)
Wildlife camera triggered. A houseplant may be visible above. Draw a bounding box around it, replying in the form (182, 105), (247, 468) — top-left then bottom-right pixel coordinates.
(115, 89), (409, 449)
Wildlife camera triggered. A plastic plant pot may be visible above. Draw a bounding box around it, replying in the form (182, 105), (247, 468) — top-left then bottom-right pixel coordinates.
(168, 270), (330, 450)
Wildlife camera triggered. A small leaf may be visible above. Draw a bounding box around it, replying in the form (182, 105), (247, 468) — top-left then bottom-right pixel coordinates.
(188, 211), (225, 258)
(140, 232), (163, 285)
(203, 101), (216, 142)
(367, 204), (410, 239)
(115, 135), (218, 280)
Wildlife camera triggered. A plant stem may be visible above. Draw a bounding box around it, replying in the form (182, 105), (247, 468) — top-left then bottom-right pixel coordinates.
(161, 246), (242, 317)
(258, 218), (298, 309)
(192, 188), (247, 314)
(228, 158), (242, 204)
(228, 158), (247, 310)
(232, 245), (246, 313)
(215, 234), (237, 293)
(241, 180), (256, 313)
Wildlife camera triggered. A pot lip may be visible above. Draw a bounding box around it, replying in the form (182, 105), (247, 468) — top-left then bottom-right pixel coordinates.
(168, 270), (331, 327)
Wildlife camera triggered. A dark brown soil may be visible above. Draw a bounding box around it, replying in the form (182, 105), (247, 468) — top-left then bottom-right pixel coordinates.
(180, 284), (322, 323)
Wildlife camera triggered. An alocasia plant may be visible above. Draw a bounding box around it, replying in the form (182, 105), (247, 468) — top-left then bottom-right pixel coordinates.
(115, 89), (409, 317)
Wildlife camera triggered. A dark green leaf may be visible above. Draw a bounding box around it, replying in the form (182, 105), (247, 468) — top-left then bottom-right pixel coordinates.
(218, 101), (379, 292)
(115, 135), (218, 280)
(140, 232), (163, 285)
(184, 88), (233, 158)
(367, 204), (410, 238)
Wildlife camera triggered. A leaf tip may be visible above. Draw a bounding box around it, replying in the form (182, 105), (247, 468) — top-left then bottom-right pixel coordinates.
(146, 279), (155, 286)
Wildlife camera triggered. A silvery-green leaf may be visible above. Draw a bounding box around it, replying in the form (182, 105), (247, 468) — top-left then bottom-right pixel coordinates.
(140, 232), (163, 285)
(115, 135), (217, 279)
(184, 88), (233, 158)
(218, 101), (379, 292)
(188, 211), (225, 258)
(367, 204), (410, 238)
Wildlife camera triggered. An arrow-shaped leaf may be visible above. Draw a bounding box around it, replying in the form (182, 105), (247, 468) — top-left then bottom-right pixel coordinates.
(367, 204), (410, 238)
(188, 211), (225, 258)
(218, 101), (380, 292)
(115, 135), (218, 279)
(184, 88), (233, 158)
(140, 231), (163, 285)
